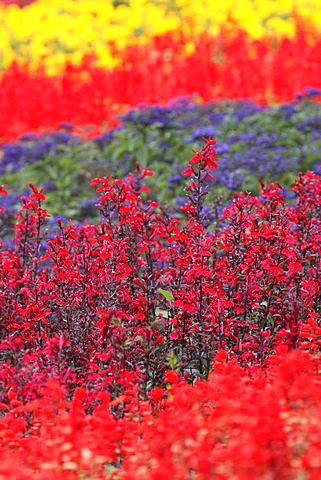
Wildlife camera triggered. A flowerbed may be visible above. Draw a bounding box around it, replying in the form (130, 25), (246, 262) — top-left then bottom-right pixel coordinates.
(1, 1), (321, 140)
(2, 26), (321, 142)
(2, 0), (321, 72)
(2, 348), (321, 479)
(1, 96), (321, 231)
(2, 0), (321, 478)
(1, 139), (321, 476)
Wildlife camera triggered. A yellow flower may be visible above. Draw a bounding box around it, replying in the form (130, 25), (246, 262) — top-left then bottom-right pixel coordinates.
(0, 0), (321, 73)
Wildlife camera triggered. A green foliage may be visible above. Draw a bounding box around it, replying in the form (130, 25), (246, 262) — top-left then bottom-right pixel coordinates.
(1, 99), (321, 223)
(158, 288), (174, 303)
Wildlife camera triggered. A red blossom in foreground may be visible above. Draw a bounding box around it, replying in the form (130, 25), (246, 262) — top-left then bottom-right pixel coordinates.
(0, 349), (321, 478)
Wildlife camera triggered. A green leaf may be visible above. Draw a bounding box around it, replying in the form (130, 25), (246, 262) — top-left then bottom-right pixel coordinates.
(155, 307), (169, 318)
(158, 288), (174, 303)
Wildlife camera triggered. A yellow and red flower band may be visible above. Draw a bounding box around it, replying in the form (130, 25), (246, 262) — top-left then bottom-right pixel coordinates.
(0, 0), (320, 141)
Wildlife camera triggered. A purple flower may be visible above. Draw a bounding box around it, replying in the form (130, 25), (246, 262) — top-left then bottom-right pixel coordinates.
(166, 174), (182, 183)
(296, 86), (321, 100)
(184, 126), (218, 144)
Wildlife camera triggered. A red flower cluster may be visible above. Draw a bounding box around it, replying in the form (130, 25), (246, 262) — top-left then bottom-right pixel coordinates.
(0, 139), (321, 476)
(1, 24), (321, 142)
(1, 349), (321, 478)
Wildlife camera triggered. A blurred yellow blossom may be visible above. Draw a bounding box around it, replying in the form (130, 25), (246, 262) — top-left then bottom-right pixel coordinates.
(0, 0), (320, 73)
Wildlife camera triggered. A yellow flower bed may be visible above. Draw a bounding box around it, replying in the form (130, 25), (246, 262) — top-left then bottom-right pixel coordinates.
(0, 0), (320, 74)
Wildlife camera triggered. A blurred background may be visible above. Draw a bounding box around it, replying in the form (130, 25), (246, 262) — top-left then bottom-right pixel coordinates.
(0, 0), (321, 141)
